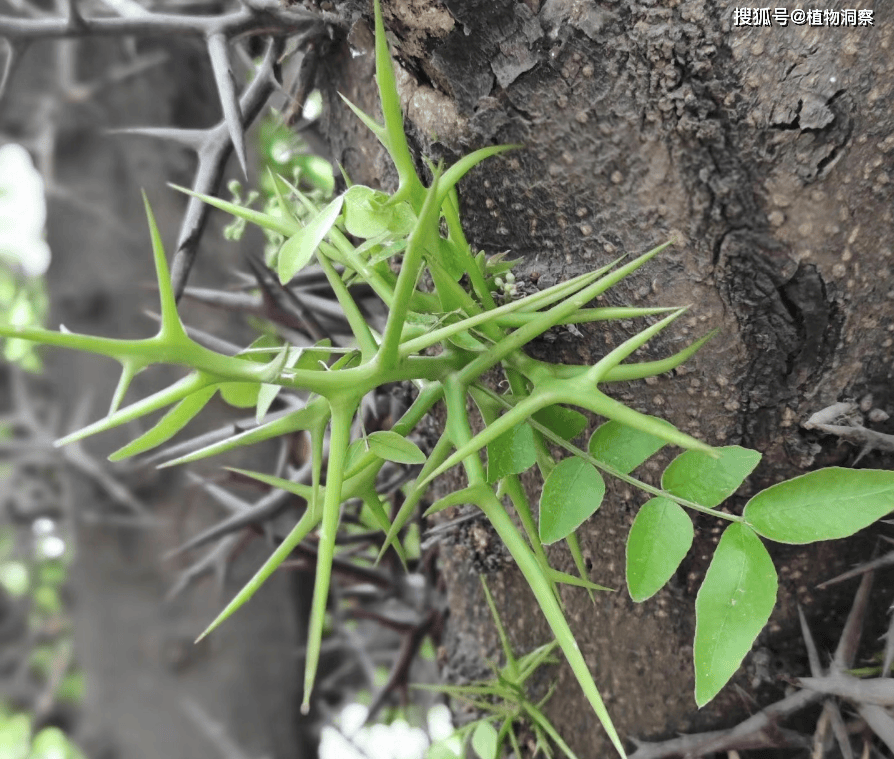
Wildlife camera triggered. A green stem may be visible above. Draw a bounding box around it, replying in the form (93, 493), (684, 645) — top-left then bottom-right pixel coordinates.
(315, 250), (378, 360)
(378, 171), (441, 369)
(445, 375), (624, 755)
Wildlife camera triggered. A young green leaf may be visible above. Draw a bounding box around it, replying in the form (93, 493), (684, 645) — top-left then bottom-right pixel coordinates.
(662, 446), (762, 508)
(744, 467), (894, 544)
(626, 497), (693, 602)
(292, 341), (333, 372)
(539, 458), (605, 545)
(471, 721), (499, 759)
(109, 386), (218, 461)
(533, 405), (588, 441)
(255, 382), (281, 422)
(343, 185), (416, 238)
(694, 522), (777, 706)
(486, 422), (537, 483)
(367, 430), (426, 465)
(277, 195), (344, 284)
(218, 381), (260, 409)
(436, 237), (467, 281)
(588, 417), (676, 473)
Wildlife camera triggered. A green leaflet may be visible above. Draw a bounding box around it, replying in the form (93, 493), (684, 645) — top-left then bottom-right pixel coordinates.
(472, 722), (499, 759)
(744, 467), (894, 544)
(533, 404), (588, 441)
(436, 236), (467, 281)
(588, 417), (676, 474)
(110, 385), (218, 461)
(539, 458), (605, 545)
(694, 522), (777, 706)
(343, 185), (416, 238)
(277, 195), (344, 284)
(626, 497), (693, 602)
(366, 430), (426, 465)
(662, 446), (762, 508)
(218, 381), (260, 408)
(486, 422), (536, 483)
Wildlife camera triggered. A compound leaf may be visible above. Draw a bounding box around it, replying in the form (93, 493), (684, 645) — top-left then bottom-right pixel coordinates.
(367, 430), (426, 465)
(662, 446), (762, 508)
(744, 467), (894, 544)
(626, 497), (693, 602)
(694, 522), (776, 706)
(539, 458), (605, 545)
(486, 422), (536, 483)
(588, 417), (676, 474)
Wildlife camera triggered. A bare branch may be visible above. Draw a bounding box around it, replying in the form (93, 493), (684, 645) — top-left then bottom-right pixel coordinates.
(799, 604), (824, 677)
(857, 703), (894, 755)
(0, 36), (29, 102)
(817, 552), (894, 590)
(799, 673), (894, 707)
(833, 563), (875, 671)
(207, 31), (247, 177)
(169, 34), (284, 299)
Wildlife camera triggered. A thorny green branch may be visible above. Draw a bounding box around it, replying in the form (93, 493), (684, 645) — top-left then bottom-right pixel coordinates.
(5, 1), (894, 757)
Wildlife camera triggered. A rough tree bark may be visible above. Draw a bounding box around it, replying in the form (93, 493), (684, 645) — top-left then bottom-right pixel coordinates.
(319, 1), (894, 753)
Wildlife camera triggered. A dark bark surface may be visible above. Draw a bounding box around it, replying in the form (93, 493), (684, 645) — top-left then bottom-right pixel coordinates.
(321, 1), (894, 753)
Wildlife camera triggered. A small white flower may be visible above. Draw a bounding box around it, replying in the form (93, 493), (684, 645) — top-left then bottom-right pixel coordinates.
(0, 143), (51, 277)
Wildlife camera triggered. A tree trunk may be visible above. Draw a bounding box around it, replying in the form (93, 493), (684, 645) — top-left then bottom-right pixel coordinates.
(320, 1), (894, 753)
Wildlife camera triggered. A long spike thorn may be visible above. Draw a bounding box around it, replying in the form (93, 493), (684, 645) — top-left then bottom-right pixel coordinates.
(0, 323), (148, 363)
(302, 403), (354, 712)
(882, 604), (894, 678)
(142, 192), (187, 342)
(170, 184), (298, 237)
(372, 0), (421, 195)
(158, 401), (328, 468)
(109, 126), (208, 153)
(196, 505), (321, 644)
(169, 38), (282, 302)
(572, 388), (715, 457)
(109, 359), (143, 416)
(337, 93), (387, 141)
(584, 307), (689, 385)
(207, 33), (247, 177)
(0, 38), (29, 103)
(437, 145), (519, 208)
(476, 489), (627, 757)
(109, 385), (218, 461)
(55, 372), (210, 448)
(602, 329), (718, 383)
(797, 604), (822, 677)
(422, 389), (556, 489)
